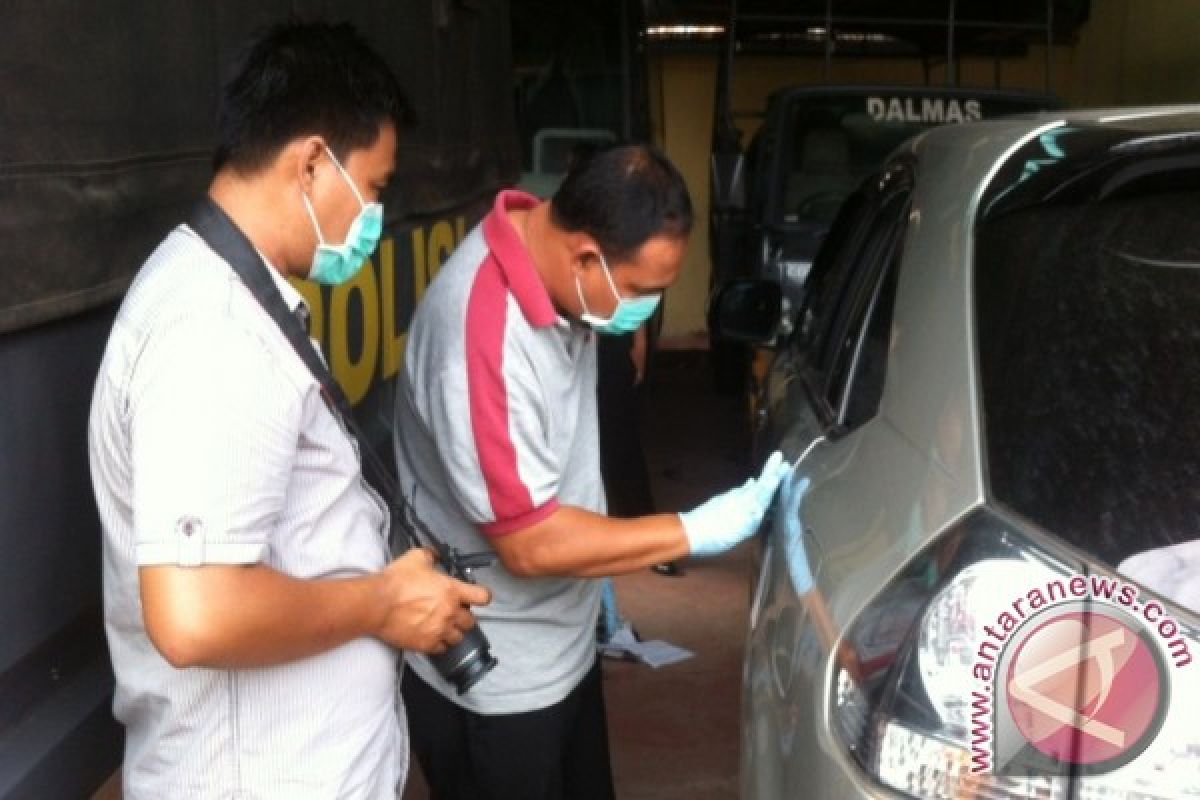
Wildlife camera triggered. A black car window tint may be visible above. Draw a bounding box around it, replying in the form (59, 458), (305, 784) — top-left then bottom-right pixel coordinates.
(824, 184), (912, 420)
(838, 235), (902, 430)
(799, 187), (875, 370)
(976, 159), (1200, 567)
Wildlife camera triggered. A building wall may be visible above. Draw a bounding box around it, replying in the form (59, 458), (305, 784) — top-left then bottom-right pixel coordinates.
(649, 1), (1200, 340)
(648, 53), (717, 343)
(1066, 0), (1200, 108)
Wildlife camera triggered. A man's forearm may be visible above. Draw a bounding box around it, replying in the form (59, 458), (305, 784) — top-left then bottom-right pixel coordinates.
(491, 506), (690, 578)
(140, 563), (383, 669)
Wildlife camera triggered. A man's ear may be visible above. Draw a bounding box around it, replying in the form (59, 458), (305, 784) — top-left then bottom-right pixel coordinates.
(292, 136), (327, 191)
(565, 232), (603, 276)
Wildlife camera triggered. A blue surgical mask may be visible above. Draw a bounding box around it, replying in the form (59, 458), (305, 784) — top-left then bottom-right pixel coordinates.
(576, 252), (661, 335)
(302, 146), (384, 285)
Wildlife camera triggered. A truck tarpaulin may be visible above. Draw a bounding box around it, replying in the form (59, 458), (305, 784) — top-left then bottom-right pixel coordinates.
(0, 1), (520, 334)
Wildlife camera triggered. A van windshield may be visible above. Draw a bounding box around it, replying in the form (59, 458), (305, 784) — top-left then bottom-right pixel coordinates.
(778, 91), (1051, 226)
(781, 100), (927, 225)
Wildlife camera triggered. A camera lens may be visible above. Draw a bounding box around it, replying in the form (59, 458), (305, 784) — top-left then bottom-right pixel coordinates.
(429, 625), (498, 695)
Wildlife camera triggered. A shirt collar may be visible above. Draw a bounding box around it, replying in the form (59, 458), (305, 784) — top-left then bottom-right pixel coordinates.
(257, 250), (309, 320)
(482, 190), (558, 328)
(184, 222), (311, 328)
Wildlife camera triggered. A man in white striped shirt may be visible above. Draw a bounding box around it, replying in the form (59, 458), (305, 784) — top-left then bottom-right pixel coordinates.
(88, 22), (488, 799)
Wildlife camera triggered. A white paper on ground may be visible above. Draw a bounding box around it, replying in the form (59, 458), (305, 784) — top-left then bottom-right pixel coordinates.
(599, 623), (695, 668)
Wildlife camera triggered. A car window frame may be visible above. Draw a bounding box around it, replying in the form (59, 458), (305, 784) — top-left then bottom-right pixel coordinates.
(834, 213), (906, 431)
(795, 160), (914, 434)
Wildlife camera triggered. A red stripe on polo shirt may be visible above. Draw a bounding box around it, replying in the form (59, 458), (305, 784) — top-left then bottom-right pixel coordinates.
(482, 190), (558, 329)
(482, 499), (561, 537)
(465, 253), (549, 536)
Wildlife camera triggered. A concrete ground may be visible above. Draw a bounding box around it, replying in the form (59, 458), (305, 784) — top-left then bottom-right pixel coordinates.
(604, 349), (754, 799)
(95, 350), (755, 799)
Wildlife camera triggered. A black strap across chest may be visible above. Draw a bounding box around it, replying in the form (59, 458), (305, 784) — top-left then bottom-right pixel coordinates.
(187, 197), (415, 548)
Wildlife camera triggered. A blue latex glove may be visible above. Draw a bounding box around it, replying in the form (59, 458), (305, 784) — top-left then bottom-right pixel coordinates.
(781, 476), (814, 594)
(598, 578), (624, 642)
(679, 451), (792, 557)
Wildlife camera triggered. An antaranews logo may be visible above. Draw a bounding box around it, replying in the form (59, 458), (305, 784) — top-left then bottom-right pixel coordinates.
(968, 574), (1191, 777)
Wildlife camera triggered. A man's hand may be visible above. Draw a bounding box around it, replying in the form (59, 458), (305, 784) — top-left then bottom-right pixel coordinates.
(373, 548), (492, 655)
(678, 451), (792, 557)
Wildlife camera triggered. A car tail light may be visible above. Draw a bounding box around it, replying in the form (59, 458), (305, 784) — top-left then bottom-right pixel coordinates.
(830, 510), (1200, 799)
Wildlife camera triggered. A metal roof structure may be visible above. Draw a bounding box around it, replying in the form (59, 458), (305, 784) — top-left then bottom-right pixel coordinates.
(644, 0), (1090, 59)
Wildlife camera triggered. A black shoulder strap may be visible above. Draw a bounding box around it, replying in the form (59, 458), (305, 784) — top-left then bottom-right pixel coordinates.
(187, 197), (415, 547)
(188, 198), (358, 424)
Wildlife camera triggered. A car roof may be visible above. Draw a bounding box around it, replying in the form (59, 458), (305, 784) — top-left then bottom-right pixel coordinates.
(902, 105), (1200, 192)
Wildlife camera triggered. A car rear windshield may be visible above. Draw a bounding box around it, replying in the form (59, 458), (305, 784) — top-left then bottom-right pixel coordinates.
(975, 155), (1200, 567)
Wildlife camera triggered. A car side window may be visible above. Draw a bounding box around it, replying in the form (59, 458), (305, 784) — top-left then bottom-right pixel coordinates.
(827, 179), (911, 430)
(793, 187), (874, 365)
(837, 229), (903, 430)
(797, 165), (912, 430)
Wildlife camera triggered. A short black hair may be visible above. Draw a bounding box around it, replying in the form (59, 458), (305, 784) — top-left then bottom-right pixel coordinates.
(550, 145), (693, 263)
(214, 20), (412, 173)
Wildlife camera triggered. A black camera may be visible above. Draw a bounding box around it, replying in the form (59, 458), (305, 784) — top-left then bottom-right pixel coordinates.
(391, 486), (498, 694)
(426, 545), (498, 694)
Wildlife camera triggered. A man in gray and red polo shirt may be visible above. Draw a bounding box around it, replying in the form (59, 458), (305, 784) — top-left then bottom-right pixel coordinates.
(393, 145), (789, 799)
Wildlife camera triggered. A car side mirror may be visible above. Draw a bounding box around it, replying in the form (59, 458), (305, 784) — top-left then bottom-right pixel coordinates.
(709, 279), (783, 345)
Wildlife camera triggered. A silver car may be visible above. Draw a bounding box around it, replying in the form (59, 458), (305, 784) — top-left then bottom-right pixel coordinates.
(714, 107), (1200, 799)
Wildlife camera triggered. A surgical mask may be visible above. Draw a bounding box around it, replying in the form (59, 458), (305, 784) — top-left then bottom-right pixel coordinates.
(575, 251), (661, 335)
(301, 145), (384, 285)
